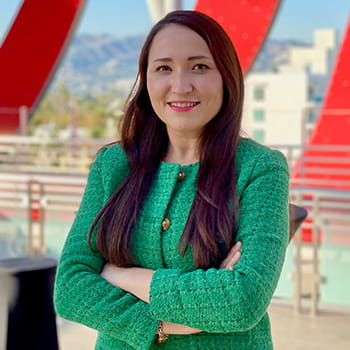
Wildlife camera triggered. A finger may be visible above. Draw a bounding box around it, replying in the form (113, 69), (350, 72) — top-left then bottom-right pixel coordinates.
(228, 241), (242, 257)
(230, 251), (241, 267)
(221, 251), (242, 270)
(219, 241), (242, 269)
(223, 241), (242, 262)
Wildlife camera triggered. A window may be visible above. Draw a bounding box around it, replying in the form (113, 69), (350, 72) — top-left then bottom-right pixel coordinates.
(306, 109), (317, 124)
(253, 86), (265, 101)
(253, 129), (265, 143)
(307, 85), (314, 102)
(253, 109), (265, 123)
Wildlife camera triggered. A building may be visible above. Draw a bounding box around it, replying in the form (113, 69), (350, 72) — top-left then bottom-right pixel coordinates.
(242, 67), (315, 147)
(289, 29), (338, 75)
(242, 29), (338, 147)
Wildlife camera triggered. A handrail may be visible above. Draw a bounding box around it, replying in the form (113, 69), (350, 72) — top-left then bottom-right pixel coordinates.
(0, 138), (349, 313)
(290, 187), (350, 315)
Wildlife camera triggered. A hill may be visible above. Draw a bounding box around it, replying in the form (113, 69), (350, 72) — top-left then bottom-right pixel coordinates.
(53, 34), (310, 96)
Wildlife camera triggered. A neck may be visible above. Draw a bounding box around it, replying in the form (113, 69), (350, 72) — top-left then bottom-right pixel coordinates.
(164, 133), (200, 165)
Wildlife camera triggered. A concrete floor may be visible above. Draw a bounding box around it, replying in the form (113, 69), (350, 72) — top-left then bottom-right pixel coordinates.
(57, 301), (350, 350)
(269, 302), (350, 350)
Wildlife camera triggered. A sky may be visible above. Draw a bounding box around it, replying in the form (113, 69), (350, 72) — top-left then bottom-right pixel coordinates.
(0, 0), (349, 44)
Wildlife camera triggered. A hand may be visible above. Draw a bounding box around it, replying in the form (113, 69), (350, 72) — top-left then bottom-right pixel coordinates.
(162, 321), (202, 335)
(219, 241), (242, 270)
(100, 262), (121, 286)
(100, 265), (202, 335)
(100, 264), (154, 303)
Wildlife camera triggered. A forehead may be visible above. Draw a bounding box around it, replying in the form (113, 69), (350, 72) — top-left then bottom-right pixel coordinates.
(148, 24), (212, 60)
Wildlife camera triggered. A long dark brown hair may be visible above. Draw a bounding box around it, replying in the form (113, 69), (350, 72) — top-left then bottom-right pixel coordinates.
(89, 10), (244, 268)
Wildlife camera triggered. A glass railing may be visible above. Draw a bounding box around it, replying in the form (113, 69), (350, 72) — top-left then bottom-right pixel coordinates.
(0, 136), (349, 313)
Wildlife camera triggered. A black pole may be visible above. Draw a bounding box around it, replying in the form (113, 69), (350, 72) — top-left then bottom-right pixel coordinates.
(0, 257), (59, 350)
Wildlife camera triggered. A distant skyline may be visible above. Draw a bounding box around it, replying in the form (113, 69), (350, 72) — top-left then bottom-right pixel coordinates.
(0, 1), (349, 43)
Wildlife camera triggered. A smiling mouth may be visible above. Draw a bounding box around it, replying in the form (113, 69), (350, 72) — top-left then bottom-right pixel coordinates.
(168, 101), (199, 107)
(167, 101), (200, 111)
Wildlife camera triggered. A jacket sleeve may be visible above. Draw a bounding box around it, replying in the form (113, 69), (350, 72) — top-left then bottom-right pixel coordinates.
(54, 147), (159, 349)
(149, 149), (290, 333)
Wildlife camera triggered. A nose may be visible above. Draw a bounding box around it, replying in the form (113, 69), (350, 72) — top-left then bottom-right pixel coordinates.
(170, 71), (193, 94)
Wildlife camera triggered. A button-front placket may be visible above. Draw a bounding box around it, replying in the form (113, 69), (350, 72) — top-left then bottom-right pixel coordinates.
(161, 218), (171, 231)
(177, 170), (185, 182)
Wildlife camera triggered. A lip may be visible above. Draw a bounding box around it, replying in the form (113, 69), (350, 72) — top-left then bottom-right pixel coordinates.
(167, 101), (200, 112)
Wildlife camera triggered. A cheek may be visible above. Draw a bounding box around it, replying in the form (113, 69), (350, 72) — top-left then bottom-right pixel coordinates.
(202, 74), (223, 102)
(216, 79), (224, 108)
(208, 80), (224, 110)
(147, 76), (163, 104)
(146, 77), (166, 120)
(146, 73), (153, 98)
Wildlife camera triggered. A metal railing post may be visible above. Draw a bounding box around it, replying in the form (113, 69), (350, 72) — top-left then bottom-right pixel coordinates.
(19, 106), (29, 137)
(293, 191), (303, 314)
(27, 180), (45, 257)
(27, 180), (34, 256)
(311, 194), (320, 316)
(39, 182), (46, 256)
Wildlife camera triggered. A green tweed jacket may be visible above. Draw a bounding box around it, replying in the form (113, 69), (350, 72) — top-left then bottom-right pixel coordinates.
(54, 137), (290, 350)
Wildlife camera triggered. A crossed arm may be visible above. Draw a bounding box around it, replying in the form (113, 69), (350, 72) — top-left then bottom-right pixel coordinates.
(100, 241), (242, 335)
(55, 145), (290, 347)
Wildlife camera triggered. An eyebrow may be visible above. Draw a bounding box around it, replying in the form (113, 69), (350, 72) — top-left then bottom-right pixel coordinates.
(152, 55), (212, 63)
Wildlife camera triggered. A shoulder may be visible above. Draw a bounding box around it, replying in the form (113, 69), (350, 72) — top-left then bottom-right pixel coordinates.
(236, 137), (288, 172)
(93, 142), (128, 169)
(90, 142), (129, 189)
(235, 138), (289, 194)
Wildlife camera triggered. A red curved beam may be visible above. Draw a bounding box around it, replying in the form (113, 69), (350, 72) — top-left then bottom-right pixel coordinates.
(0, 0), (280, 134)
(0, 0), (86, 134)
(292, 16), (350, 190)
(194, 0), (281, 73)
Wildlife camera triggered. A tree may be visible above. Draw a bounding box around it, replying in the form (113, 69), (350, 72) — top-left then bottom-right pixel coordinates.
(29, 83), (124, 139)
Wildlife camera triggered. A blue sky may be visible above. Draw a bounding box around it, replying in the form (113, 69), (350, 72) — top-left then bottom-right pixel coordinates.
(1, 0), (349, 43)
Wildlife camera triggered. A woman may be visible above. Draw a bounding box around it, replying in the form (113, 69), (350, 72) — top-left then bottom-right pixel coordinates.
(54, 10), (290, 349)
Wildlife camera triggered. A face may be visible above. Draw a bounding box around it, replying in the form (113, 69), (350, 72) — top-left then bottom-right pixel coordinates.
(146, 24), (224, 139)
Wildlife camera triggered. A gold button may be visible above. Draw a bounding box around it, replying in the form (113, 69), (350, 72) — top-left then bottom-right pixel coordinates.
(161, 218), (170, 231)
(177, 170), (185, 181)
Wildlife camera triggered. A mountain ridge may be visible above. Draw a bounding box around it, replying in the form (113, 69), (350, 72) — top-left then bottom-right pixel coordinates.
(54, 33), (311, 95)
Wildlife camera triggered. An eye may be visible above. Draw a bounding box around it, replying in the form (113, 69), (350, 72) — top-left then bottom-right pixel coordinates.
(193, 63), (209, 71)
(155, 65), (171, 72)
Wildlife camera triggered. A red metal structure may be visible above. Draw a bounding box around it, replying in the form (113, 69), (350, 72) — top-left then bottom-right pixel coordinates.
(0, 0), (86, 134)
(0, 0), (349, 191)
(292, 16), (350, 190)
(194, 0), (281, 74)
(0, 0), (280, 134)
